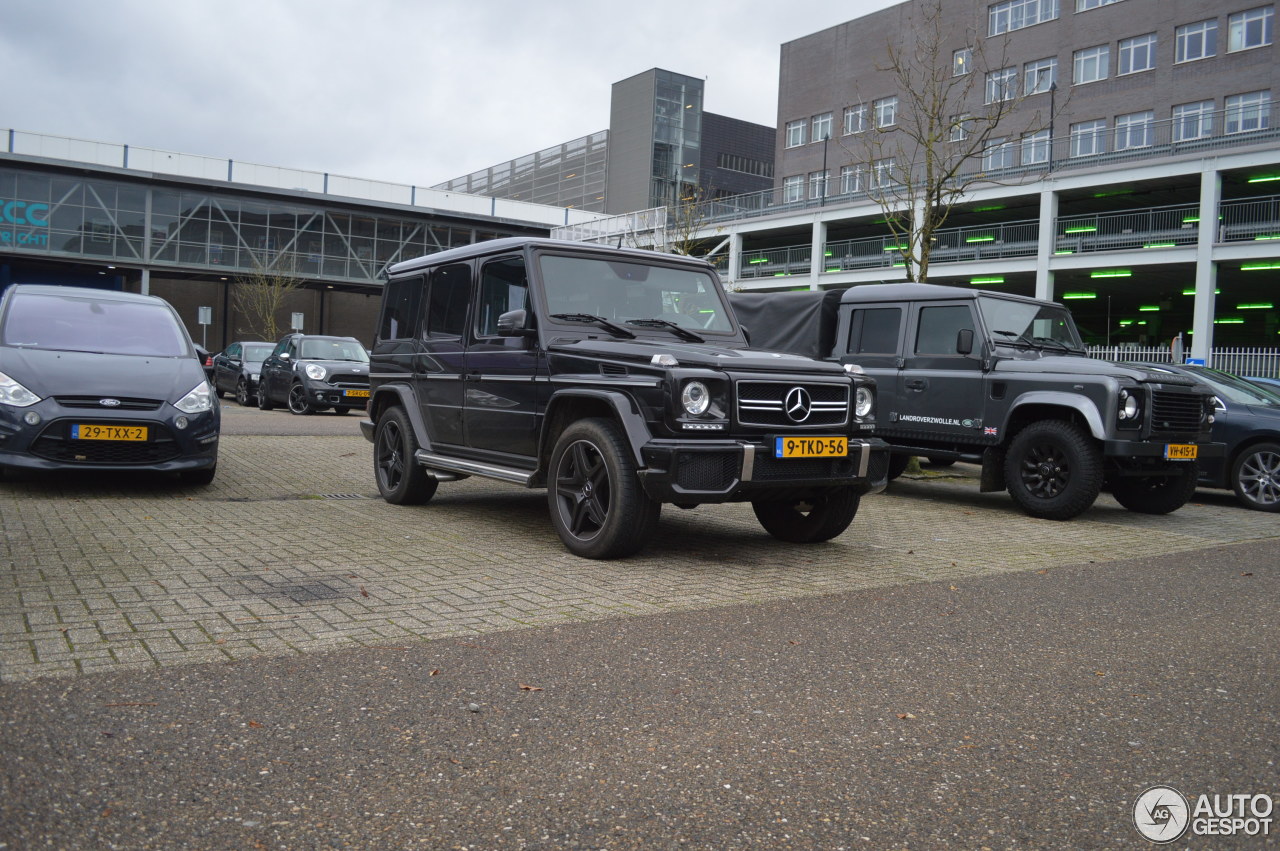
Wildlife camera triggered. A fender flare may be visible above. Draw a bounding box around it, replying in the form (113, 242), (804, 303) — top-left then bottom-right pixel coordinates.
(542, 388), (654, 467)
(369, 383), (434, 453)
(1007, 391), (1106, 440)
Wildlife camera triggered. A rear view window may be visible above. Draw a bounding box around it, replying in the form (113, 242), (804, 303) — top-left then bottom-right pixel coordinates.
(2, 291), (188, 356)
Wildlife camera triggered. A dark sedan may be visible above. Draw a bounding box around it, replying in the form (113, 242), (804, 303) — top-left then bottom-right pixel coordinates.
(0, 284), (220, 484)
(211, 340), (274, 406)
(257, 333), (369, 415)
(1128, 363), (1280, 512)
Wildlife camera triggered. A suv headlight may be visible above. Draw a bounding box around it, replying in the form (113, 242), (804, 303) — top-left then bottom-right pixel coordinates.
(305, 364), (328, 381)
(681, 380), (711, 416)
(174, 382), (214, 414)
(1118, 389), (1141, 421)
(0, 371), (41, 407)
(855, 386), (874, 418)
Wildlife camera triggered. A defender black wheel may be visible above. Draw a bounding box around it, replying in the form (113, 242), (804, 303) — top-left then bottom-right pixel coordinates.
(1110, 463), (1199, 514)
(235, 378), (254, 407)
(1004, 420), (1102, 520)
(886, 454), (911, 481)
(180, 465), (217, 486)
(752, 487), (861, 543)
(548, 418), (660, 559)
(257, 382), (275, 410)
(1231, 442), (1280, 512)
(287, 382), (314, 415)
(373, 406), (437, 505)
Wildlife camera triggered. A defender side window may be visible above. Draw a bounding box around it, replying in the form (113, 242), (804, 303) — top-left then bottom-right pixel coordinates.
(378, 275), (424, 341)
(849, 307), (902, 354)
(474, 257), (529, 339)
(426, 264), (470, 339)
(915, 305), (975, 355)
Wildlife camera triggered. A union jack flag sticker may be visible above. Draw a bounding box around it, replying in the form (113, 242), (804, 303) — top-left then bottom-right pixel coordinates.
(984, 426), (998, 436)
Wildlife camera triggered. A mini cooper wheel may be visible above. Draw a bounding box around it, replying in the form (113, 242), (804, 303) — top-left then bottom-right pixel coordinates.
(235, 378), (254, 407)
(288, 382), (314, 415)
(547, 418), (660, 559)
(1110, 463), (1199, 514)
(752, 487), (861, 543)
(373, 406), (437, 505)
(1004, 420), (1102, 520)
(1231, 441), (1280, 512)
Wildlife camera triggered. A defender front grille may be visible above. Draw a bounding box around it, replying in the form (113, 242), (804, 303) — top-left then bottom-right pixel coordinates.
(1150, 390), (1204, 434)
(737, 381), (849, 428)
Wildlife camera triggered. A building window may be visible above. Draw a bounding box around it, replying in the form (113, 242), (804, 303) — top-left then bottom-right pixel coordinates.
(982, 137), (1016, 170)
(1117, 33), (1157, 74)
(949, 114), (971, 142)
(840, 164), (864, 194)
(1228, 6), (1273, 51)
(811, 112), (833, 143)
(1070, 119), (1107, 156)
(872, 157), (897, 189)
(844, 104), (868, 135)
(1073, 44), (1110, 84)
(989, 0), (1059, 36)
(1172, 100), (1215, 141)
(874, 96), (898, 128)
(1176, 20), (1219, 62)
(1114, 110), (1154, 149)
(1076, 0), (1124, 9)
(1022, 129), (1051, 163)
(985, 67), (1018, 104)
(785, 120), (806, 148)
(1225, 90), (1271, 133)
(809, 170), (830, 199)
(782, 175), (804, 203)
(954, 48), (973, 76)
(1023, 58), (1058, 95)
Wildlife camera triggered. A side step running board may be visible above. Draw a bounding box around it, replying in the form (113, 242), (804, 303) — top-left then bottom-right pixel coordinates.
(414, 450), (535, 486)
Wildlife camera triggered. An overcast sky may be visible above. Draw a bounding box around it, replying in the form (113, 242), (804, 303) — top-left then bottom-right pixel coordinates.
(2, 0), (902, 190)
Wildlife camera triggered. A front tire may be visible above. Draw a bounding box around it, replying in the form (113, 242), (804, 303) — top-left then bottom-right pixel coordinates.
(257, 381), (275, 410)
(1231, 442), (1280, 512)
(1004, 420), (1102, 520)
(373, 406), (437, 505)
(1110, 464), (1199, 514)
(235, 378), (254, 407)
(752, 487), (861, 543)
(547, 418), (660, 559)
(287, 382), (314, 415)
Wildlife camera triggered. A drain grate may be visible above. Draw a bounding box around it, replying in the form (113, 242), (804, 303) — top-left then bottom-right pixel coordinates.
(320, 493), (372, 500)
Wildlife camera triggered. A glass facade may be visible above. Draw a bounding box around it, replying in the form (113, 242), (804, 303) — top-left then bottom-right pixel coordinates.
(650, 70), (704, 208)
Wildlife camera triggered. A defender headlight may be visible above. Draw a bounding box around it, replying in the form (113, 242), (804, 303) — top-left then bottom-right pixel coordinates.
(0, 371), (41, 408)
(174, 382), (214, 414)
(1118, 389), (1140, 421)
(855, 386), (874, 418)
(681, 380), (711, 416)
(305, 363), (328, 380)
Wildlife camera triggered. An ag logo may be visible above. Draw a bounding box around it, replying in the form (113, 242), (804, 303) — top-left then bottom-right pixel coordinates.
(1134, 785), (1190, 843)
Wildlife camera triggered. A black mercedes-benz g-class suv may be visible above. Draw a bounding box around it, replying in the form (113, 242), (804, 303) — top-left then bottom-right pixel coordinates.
(361, 237), (888, 559)
(730, 284), (1221, 521)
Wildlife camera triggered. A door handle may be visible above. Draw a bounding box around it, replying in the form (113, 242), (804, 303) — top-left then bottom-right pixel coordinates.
(906, 379), (927, 391)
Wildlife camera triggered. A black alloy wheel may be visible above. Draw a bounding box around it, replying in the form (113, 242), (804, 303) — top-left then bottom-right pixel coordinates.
(1004, 420), (1103, 520)
(751, 487), (861, 543)
(373, 406), (437, 505)
(1110, 463), (1199, 514)
(287, 382), (314, 415)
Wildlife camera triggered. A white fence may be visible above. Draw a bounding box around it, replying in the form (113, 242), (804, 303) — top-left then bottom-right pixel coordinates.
(1087, 346), (1280, 377)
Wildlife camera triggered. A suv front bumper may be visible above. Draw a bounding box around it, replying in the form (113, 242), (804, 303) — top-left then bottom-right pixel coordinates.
(1102, 438), (1225, 459)
(637, 437), (890, 503)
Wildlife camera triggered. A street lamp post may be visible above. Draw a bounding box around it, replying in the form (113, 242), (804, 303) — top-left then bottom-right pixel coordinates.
(1048, 81), (1058, 171)
(820, 133), (830, 207)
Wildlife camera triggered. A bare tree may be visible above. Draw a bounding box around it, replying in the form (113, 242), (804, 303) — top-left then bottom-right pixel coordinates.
(232, 253), (303, 341)
(845, 0), (1057, 281)
(664, 182), (725, 257)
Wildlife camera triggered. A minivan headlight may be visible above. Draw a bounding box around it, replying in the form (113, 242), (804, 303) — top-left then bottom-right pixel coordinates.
(305, 364), (328, 380)
(0, 371), (41, 407)
(174, 382), (214, 414)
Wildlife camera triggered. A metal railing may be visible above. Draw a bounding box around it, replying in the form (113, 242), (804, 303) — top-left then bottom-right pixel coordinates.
(1087, 346), (1280, 377)
(1055, 203), (1200, 255)
(1220, 195), (1280, 242)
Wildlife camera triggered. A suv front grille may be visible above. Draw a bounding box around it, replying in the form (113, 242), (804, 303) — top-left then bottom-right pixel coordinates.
(736, 381), (849, 428)
(1150, 390), (1204, 434)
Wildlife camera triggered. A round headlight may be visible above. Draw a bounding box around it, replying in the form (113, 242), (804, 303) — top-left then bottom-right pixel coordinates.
(855, 386), (874, 418)
(1119, 390), (1140, 420)
(681, 381), (711, 416)
(305, 363), (327, 380)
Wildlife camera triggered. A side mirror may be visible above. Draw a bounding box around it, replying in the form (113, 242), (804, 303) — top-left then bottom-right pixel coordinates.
(497, 308), (536, 337)
(956, 328), (974, 356)
(279, 352), (291, 360)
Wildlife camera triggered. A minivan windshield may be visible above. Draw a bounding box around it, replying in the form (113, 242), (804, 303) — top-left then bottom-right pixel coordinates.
(978, 295), (1084, 352)
(2, 291), (189, 356)
(538, 254), (734, 334)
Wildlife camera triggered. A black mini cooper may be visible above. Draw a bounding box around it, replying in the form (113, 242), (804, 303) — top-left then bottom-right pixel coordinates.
(257, 333), (370, 415)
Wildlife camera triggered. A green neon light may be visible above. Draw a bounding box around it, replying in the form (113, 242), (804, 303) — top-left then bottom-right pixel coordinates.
(1182, 216), (1201, 224)
(1215, 318), (1245, 324)
(825, 267), (841, 272)
(1091, 270), (1132, 278)
(1242, 262), (1280, 271)
(966, 235), (996, 243)
(824, 251), (833, 256)
(1094, 189), (1133, 198)
(1255, 234), (1280, 241)
(1054, 249), (1074, 255)
(1238, 302), (1274, 309)
(748, 257), (769, 264)
(1144, 242), (1177, 249)
(883, 245), (908, 252)
(1181, 288), (1221, 295)
(973, 204), (1005, 212)
(1064, 226), (1098, 234)
(1247, 174), (1280, 183)
(1138, 305), (1160, 312)
(1119, 319), (1134, 326)
(970, 276), (1005, 284)
(1063, 292), (1097, 299)
(773, 272), (791, 277)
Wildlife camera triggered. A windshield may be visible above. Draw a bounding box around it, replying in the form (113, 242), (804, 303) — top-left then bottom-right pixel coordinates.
(1173, 367), (1280, 406)
(299, 338), (368, 362)
(978, 295), (1084, 351)
(538, 254), (734, 334)
(1, 291), (189, 356)
(243, 343), (274, 361)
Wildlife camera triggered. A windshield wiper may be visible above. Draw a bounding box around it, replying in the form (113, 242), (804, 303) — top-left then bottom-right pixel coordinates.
(549, 313), (635, 339)
(625, 318), (705, 343)
(1030, 336), (1077, 353)
(992, 329), (1035, 348)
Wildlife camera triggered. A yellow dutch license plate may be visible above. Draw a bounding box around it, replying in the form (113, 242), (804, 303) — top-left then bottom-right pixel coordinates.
(775, 436), (848, 459)
(1165, 444), (1197, 460)
(344, 389), (370, 398)
(71, 424), (148, 441)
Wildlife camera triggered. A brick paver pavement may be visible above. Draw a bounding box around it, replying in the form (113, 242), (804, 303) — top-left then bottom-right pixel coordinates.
(2, 432), (1275, 681)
